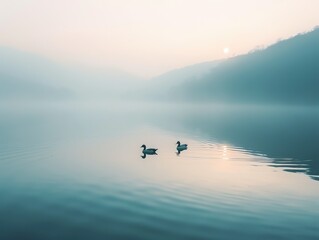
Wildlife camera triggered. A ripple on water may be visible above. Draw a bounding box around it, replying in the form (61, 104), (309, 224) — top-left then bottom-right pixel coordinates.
(0, 125), (319, 240)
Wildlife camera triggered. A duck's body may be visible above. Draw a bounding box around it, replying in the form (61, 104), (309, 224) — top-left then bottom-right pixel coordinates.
(143, 148), (158, 154)
(176, 141), (188, 151)
(141, 145), (158, 154)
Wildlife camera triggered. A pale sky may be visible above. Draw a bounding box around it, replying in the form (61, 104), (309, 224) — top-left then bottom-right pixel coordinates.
(1, 0), (318, 78)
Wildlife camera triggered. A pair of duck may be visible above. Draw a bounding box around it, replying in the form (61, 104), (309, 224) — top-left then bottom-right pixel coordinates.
(141, 141), (188, 154)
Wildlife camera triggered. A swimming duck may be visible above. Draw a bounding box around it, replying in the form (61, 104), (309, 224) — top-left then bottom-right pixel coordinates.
(176, 141), (188, 151)
(141, 144), (158, 154)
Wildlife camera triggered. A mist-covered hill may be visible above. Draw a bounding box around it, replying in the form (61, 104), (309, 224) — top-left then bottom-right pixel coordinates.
(150, 60), (222, 87)
(148, 27), (319, 105)
(133, 60), (222, 101)
(2, 28), (318, 104)
(0, 48), (71, 100)
(0, 47), (142, 101)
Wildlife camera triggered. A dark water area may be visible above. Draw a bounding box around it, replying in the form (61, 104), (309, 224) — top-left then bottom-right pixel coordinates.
(0, 103), (318, 240)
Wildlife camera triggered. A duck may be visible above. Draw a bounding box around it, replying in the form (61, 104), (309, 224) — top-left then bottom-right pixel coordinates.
(176, 141), (188, 151)
(141, 144), (158, 155)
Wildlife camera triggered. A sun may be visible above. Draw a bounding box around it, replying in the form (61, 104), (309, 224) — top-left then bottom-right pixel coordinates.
(223, 47), (229, 54)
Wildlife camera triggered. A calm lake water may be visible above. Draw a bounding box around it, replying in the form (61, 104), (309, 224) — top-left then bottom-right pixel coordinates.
(0, 103), (318, 240)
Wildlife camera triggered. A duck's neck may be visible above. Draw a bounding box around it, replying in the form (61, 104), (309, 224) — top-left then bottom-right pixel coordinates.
(177, 142), (180, 147)
(142, 146), (146, 150)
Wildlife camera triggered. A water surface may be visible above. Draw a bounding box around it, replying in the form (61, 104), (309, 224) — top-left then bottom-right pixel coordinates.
(0, 104), (318, 240)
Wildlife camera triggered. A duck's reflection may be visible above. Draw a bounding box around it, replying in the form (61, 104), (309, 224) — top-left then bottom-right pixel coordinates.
(176, 147), (187, 156)
(141, 152), (157, 159)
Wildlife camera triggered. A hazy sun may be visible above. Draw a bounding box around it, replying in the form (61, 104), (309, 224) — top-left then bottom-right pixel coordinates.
(223, 47), (229, 54)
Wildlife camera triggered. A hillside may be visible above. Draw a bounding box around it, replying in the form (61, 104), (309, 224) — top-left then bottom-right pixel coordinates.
(151, 60), (222, 87)
(0, 47), (142, 101)
(150, 28), (319, 105)
(0, 48), (71, 100)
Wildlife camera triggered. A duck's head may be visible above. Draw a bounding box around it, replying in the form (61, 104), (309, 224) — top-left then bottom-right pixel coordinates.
(176, 141), (180, 145)
(141, 144), (146, 148)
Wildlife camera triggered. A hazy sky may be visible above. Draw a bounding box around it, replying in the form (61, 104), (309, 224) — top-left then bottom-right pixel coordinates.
(1, 0), (318, 78)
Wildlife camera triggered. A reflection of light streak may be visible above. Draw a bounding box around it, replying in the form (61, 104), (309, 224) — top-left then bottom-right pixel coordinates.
(222, 145), (229, 160)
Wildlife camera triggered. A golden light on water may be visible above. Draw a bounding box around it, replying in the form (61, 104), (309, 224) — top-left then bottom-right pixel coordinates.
(223, 145), (229, 160)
